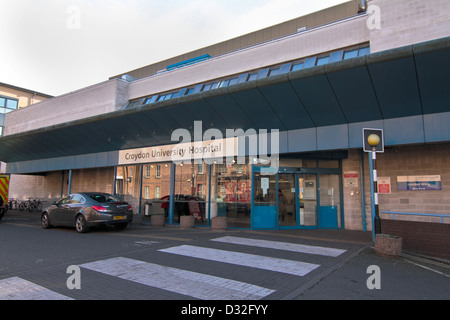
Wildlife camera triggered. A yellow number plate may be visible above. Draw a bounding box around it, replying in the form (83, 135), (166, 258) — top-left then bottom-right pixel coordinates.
(114, 215), (126, 220)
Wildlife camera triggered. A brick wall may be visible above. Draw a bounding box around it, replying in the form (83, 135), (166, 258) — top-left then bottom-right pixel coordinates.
(381, 219), (450, 260)
(342, 143), (450, 232)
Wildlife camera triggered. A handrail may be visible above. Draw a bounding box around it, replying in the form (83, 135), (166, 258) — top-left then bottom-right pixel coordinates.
(381, 211), (449, 224)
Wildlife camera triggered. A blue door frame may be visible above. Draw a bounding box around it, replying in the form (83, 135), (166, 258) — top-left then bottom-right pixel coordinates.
(251, 164), (344, 230)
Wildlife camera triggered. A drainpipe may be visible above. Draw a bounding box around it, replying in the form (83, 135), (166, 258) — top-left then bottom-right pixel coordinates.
(67, 170), (73, 194)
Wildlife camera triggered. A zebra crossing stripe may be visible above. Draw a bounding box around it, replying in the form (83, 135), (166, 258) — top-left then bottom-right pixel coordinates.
(211, 236), (346, 257)
(80, 257), (275, 300)
(159, 245), (320, 277)
(0, 277), (73, 300)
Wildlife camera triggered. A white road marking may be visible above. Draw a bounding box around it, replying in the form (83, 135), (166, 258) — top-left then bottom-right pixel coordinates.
(159, 245), (320, 277)
(80, 257), (274, 300)
(211, 236), (346, 257)
(0, 277), (73, 300)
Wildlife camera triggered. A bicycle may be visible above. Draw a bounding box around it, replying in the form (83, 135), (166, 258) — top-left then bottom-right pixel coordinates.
(20, 199), (42, 212)
(8, 198), (19, 210)
(30, 199), (42, 211)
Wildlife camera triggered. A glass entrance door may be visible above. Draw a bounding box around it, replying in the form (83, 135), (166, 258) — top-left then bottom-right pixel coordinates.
(278, 174), (296, 227)
(299, 174), (317, 228)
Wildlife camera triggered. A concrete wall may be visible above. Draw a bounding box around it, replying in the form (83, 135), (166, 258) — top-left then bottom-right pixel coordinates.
(128, 15), (369, 100)
(8, 167), (115, 206)
(370, 0), (450, 53)
(4, 79), (128, 136)
(113, 0), (361, 81)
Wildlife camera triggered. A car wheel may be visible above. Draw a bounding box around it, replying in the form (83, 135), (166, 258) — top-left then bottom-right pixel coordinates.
(41, 212), (52, 229)
(75, 214), (89, 233)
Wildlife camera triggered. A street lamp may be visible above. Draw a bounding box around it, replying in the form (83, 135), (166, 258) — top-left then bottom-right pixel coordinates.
(368, 133), (382, 235)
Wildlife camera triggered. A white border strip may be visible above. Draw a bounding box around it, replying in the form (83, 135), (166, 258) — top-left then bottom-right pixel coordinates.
(211, 236), (346, 257)
(0, 277), (73, 300)
(159, 245), (320, 277)
(80, 257), (274, 300)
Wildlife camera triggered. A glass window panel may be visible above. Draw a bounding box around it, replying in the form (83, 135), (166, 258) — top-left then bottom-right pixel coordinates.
(257, 68), (269, 79)
(115, 165), (142, 212)
(280, 63), (292, 74)
(292, 63), (304, 71)
(6, 99), (18, 109)
(248, 73), (258, 81)
(211, 82), (220, 89)
(174, 162), (208, 225)
(304, 57), (317, 68)
(140, 162), (171, 220)
(229, 78), (239, 86)
(316, 56), (330, 66)
(269, 68), (280, 76)
(358, 47), (370, 56)
(238, 74), (249, 83)
(0, 98), (5, 107)
(344, 49), (359, 60)
(0, 126), (3, 136)
(213, 161), (251, 228)
(219, 80), (229, 88)
(203, 84), (212, 91)
(329, 50), (344, 62)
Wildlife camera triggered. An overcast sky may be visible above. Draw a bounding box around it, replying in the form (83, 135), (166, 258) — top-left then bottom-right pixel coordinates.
(0, 0), (349, 96)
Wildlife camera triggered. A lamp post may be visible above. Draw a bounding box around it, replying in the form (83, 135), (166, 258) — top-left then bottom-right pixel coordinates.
(368, 134), (382, 235)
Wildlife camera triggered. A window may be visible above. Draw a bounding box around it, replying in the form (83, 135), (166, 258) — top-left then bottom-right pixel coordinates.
(269, 68), (280, 76)
(154, 186), (161, 199)
(228, 78), (239, 86)
(197, 184), (204, 197)
(219, 79), (229, 88)
(316, 56), (329, 66)
(155, 165), (161, 178)
(248, 73), (258, 81)
(329, 50), (344, 63)
(344, 49), (359, 60)
(304, 57), (317, 68)
(358, 47), (370, 56)
(198, 162), (204, 174)
(144, 186), (150, 199)
(145, 165), (150, 178)
(0, 96), (19, 112)
(71, 194), (86, 204)
(292, 63), (304, 71)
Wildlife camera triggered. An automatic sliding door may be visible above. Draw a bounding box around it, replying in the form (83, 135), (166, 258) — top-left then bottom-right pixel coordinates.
(278, 174), (296, 227)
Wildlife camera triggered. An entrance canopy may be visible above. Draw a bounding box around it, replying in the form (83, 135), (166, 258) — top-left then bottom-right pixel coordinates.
(0, 37), (449, 173)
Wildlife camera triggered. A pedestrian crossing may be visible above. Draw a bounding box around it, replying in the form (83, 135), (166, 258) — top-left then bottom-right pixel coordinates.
(0, 277), (73, 300)
(0, 236), (346, 300)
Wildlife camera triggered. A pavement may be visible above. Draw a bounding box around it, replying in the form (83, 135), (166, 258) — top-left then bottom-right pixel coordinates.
(1, 209), (449, 301)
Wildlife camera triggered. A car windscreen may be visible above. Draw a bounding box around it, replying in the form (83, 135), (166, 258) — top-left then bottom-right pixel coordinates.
(86, 194), (122, 203)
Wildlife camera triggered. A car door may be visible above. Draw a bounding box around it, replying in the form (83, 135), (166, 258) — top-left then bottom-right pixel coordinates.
(51, 196), (72, 225)
(60, 194), (85, 226)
